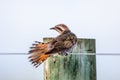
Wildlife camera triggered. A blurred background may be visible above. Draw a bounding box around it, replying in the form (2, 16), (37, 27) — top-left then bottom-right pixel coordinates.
(0, 0), (120, 80)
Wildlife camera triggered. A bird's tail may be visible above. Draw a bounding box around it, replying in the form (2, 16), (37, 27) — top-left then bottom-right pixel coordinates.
(28, 41), (52, 68)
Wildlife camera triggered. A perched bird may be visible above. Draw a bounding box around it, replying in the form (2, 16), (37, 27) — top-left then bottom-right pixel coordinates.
(28, 24), (77, 68)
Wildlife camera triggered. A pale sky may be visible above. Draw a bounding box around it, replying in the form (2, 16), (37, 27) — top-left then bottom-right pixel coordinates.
(0, 0), (120, 80)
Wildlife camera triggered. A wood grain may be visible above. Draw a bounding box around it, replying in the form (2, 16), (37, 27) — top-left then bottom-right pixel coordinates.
(43, 38), (96, 80)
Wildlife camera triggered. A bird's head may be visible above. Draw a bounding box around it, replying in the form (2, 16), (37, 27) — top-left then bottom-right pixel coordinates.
(50, 24), (70, 34)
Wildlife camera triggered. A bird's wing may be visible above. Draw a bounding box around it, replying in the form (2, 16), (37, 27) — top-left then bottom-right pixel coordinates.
(48, 32), (77, 53)
(56, 32), (77, 48)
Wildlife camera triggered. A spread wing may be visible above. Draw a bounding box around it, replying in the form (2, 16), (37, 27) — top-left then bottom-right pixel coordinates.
(47, 32), (77, 54)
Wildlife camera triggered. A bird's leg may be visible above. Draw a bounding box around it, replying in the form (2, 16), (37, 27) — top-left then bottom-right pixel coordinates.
(64, 51), (69, 56)
(58, 51), (69, 56)
(52, 58), (56, 64)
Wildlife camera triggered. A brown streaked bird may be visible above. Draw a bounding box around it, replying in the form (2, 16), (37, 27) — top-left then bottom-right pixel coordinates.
(28, 24), (77, 68)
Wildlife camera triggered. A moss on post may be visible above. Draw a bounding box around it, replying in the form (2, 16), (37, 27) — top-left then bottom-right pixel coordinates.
(43, 38), (96, 80)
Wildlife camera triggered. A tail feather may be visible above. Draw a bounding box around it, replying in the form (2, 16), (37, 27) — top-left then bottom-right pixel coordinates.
(29, 42), (48, 53)
(28, 42), (51, 67)
(33, 54), (50, 68)
(30, 54), (50, 68)
(28, 50), (44, 58)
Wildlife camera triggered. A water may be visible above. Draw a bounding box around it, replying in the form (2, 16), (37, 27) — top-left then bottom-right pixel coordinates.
(0, 53), (120, 80)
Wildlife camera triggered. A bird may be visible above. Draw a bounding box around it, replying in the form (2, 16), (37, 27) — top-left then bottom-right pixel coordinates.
(28, 24), (77, 68)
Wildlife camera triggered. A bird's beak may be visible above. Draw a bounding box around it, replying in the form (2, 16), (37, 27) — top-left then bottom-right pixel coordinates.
(50, 27), (55, 30)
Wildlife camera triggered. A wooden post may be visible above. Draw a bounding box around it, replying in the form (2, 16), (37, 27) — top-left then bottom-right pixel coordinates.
(43, 38), (96, 80)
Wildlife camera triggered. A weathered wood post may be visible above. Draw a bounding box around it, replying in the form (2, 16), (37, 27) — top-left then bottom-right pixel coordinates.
(43, 38), (96, 80)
